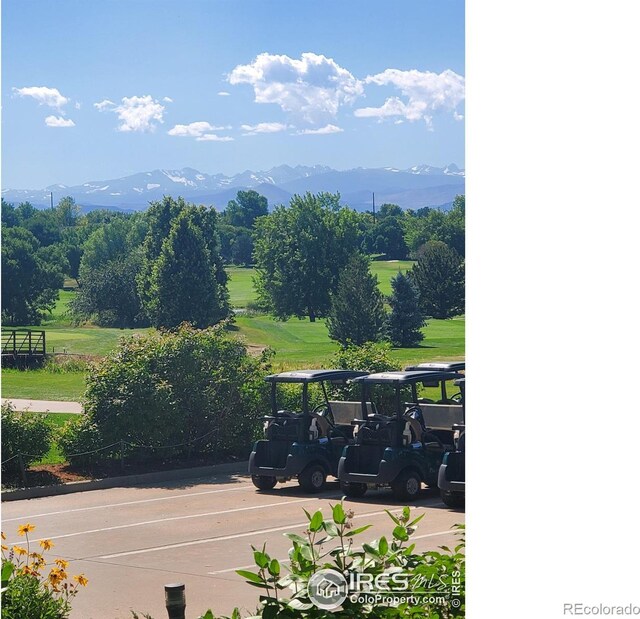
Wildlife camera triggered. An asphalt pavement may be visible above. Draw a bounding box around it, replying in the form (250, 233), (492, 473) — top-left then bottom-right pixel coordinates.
(1, 472), (465, 619)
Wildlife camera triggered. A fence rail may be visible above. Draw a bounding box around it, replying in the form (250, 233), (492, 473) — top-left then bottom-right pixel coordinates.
(1, 329), (46, 366)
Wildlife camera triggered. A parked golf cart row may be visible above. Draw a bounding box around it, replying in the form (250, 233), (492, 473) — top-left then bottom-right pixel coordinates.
(248, 363), (465, 506)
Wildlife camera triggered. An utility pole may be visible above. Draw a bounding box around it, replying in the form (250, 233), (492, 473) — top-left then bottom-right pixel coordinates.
(50, 192), (54, 209)
(372, 192), (376, 223)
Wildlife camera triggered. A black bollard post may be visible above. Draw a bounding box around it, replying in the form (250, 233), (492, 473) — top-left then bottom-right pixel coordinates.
(164, 583), (186, 619)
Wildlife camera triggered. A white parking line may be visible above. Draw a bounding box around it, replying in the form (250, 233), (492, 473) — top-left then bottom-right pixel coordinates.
(98, 503), (443, 560)
(2, 483), (253, 522)
(6, 498), (318, 545)
(206, 529), (455, 576)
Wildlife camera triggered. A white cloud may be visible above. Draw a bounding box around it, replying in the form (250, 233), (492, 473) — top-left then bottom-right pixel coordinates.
(94, 99), (115, 111)
(241, 122), (290, 135)
(13, 86), (69, 109)
(354, 68), (465, 125)
(45, 115), (75, 128)
(217, 91), (231, 96)
(163, 97), (173, 103)
(196, 134), (234, 142)
(168, 121), (226, 137)
(229, 52), (363, 124)
(168, 121), (233, 142)
(94, 95), (166, 132)
(297, 124), (343, 135)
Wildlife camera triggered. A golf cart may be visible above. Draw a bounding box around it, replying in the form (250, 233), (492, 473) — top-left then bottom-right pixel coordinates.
(438, 377), (465, 508)
(337, 370), (464, 501)
(405, 361), (465, 374)
(248, 369), (368, 492)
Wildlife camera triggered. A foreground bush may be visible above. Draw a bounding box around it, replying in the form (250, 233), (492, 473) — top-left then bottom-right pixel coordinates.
(1, 523), (88, 619)
(78, 322), (272, 465)
(56, 416), (104, 470)
(1, 403), (52, 480)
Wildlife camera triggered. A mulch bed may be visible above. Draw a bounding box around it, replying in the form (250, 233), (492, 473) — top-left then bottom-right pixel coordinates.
(3, 456), (240, 490)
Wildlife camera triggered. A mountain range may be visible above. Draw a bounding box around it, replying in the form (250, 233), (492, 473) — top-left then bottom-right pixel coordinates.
(2, 163), (465, 212)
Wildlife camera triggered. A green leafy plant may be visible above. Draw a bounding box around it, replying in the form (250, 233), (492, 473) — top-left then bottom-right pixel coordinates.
(202, 504), (464, 618)
(1, 402), (53, 481)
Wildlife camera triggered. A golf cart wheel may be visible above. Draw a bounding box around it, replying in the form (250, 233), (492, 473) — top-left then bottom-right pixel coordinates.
(298, 464), (326, 493)
(391, 469), (422, 501)
(441, 490), (465, 509)
(340, 481), (368, 498)
(251, 475), (277, 491)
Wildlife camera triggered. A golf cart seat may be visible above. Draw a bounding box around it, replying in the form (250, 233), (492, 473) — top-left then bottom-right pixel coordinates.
(327, 401), (376, 440)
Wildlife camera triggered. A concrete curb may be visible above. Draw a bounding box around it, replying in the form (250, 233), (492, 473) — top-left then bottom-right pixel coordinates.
(1, 461), (249, 502)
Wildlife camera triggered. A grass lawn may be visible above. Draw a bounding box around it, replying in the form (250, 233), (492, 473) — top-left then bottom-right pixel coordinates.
(232, 314), (464, 369)
(226, 266), (258, 308)
(370, 260), (415, 296)
(1, 369), (86, 401)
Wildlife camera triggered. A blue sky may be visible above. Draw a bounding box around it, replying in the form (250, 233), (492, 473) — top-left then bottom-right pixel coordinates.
(1, 0), (464, 188)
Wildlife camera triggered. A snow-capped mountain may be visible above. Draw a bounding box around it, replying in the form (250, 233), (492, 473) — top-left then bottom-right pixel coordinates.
(2, 163), (464, 212)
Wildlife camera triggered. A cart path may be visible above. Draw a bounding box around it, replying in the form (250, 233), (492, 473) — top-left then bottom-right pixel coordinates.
(1, 398), (82, 413)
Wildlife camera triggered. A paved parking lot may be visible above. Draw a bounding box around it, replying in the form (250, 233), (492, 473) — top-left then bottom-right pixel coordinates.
(2, 472), (465, 619)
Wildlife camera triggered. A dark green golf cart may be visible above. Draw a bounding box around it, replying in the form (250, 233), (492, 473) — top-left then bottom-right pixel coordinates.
(438, 377), (465, 508)
(337, 370), (464, 501)
(248, 369), (368, 492)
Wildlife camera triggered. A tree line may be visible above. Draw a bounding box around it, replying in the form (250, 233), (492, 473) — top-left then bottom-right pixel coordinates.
(1, 191), (464, 347)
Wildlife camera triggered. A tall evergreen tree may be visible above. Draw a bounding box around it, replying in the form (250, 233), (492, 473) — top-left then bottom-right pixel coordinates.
(326, 254), (387, 346)
(387, 272), (425, 347)
(409, 240), (465, 319)
(147, 210), (226, 329)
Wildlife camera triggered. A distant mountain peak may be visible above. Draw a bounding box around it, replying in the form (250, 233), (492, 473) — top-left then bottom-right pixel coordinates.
(3, 163), (464, 213)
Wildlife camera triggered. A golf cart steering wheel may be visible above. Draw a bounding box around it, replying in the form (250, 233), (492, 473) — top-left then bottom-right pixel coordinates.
(404, 405), (425, 424)
(450, 392), (463, 403)
(312, 404), (334, 423)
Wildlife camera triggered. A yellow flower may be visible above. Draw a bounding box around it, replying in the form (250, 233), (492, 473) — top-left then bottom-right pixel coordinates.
(48, 568), (64, 586)
(1, 544), (8, 551)
(13, 545), (28, 556)
(17, 523), (35, 536)
(1, 531), (6, 540)
(54, 558), (69, 569)
(74, 574), (89, 586)
(39, 539), (54, 551)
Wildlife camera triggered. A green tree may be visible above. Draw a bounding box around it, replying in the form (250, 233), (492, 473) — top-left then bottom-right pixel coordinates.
(137, 197), (229, 321)
(147, 209), (227, 328)
(223, 189), (268, 228)
(70, 253), (144, 327)
(253, 192), (360, 321)
(326, 254), (387, 346)
(387, 271), (425, 347)
(409, 240), (465, 319)
(1, 227), (64, 324)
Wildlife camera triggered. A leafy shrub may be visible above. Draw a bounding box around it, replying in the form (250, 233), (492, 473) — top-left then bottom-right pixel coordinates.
(56, 416), (105, 470)
(82, 323), (272, 464)
(328, 341), (398, 402)
(1, 523), (88, 619)
(1, 403), (52, 480)
(203, 505), (464, 618)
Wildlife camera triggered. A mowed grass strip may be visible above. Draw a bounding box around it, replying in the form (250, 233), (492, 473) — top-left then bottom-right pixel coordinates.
(1, 369), (86, 401)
